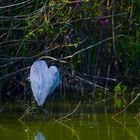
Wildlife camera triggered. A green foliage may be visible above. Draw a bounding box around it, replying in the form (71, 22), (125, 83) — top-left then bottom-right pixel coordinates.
(73, 52), (82, 70)
(0, 0), (140, 101)
(114, 82), (127, 108)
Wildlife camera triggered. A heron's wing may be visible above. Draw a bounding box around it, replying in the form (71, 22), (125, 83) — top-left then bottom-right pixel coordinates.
(30, 69), (44, 105)
(38, 70), (50, 106)
(48, 66), (60, 94)
(30, 60), (49, 106)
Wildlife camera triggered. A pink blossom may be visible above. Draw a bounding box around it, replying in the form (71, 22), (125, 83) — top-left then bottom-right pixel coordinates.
(100, 18), (109, 26)
(75, 0), (80, 8)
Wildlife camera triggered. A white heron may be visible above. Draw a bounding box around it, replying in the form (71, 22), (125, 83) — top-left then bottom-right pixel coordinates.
(29, 60), (60, 106)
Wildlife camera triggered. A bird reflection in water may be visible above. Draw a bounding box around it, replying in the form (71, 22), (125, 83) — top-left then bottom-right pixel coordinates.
(34, 131), (46, 140)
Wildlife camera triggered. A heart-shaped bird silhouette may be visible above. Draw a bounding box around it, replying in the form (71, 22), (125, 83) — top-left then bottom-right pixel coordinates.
(29, 60), (60, 106)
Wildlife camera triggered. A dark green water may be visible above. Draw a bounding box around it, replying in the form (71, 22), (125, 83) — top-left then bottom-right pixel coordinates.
(0, 103), (140, 140)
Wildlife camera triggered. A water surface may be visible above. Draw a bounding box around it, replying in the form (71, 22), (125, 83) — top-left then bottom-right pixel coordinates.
(0, 102), (140, 140)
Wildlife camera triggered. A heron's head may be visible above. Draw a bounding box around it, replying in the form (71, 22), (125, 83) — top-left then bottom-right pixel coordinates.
(49, 66), (60, 85)
(49, 66), (59, 76)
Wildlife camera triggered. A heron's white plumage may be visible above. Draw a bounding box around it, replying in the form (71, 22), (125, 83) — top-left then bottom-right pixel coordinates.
(29, 60), (60, 106)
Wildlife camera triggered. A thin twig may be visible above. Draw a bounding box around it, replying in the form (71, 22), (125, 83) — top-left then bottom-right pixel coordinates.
(0, 66), (30, 80)
(62, 35), (128, 60)
(39, 56), (67, 63)
(76, 75), (109, 91)
(0, 0), (31, 9)
(105, 65), (111, 95)
(111, 0), (116, 56)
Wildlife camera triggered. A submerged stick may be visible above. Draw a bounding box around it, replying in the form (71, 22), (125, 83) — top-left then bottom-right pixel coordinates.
(56, 101), (81, 121)
(135, 115), (140, 125)
(18, 107), (35, 120)
(55, 119), (81, 140)
(112, 93), (140, 118)
(112, 117), (139, 140)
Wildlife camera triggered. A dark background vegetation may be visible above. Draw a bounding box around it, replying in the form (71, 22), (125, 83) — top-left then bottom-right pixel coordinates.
(0, 0), (140, 106)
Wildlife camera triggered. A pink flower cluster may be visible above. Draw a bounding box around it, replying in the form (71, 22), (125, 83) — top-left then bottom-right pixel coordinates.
(100, 18), (109, 26)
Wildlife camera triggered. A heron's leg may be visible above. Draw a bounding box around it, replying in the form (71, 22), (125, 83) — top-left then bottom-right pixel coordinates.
(18, 101), (37, 120)
(0, 103), (7, 113)
(42, 104), (48, 115)
(43, 108), (48, 115)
